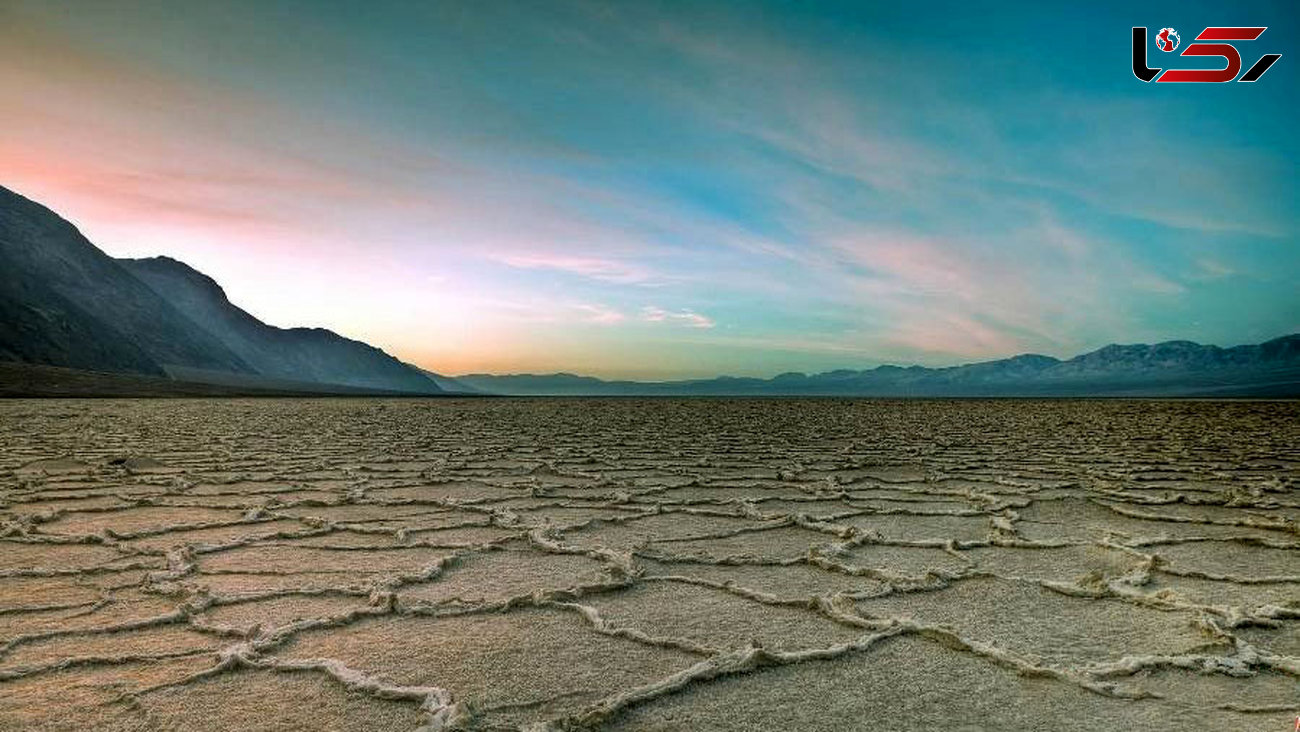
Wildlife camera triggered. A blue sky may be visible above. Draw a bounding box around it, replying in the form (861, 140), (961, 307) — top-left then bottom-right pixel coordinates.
(1, 0), (1296, 378)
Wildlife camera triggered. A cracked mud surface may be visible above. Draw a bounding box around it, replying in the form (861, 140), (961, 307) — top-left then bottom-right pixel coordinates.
(0, 398), (1297, 730)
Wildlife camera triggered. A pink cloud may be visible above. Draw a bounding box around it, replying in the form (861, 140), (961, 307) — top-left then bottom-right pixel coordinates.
(883, 310), (1023, 360)
(833, 235), (978, 299)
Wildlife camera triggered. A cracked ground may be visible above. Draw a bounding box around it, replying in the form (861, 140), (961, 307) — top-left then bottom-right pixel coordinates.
(0, 398), (1297, 731)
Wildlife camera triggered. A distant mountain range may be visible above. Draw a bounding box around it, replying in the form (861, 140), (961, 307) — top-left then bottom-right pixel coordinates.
(454, 335), (1300, 397)
(0, 185), (443, 395)
(2, 183), (1297, 398)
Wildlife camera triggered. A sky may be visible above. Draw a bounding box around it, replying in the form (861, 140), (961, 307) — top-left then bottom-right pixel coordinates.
(1, 0), (1297, 379)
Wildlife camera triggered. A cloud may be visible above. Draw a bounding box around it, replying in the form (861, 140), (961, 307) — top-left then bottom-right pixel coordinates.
(882, 311), (1024, 360)
(1192, 258), (1235, 281)
(641, 306), (716, 329)
(493, 254), (662, 285)
(464, 296), (630, 327)
(575, 303), (627, 325)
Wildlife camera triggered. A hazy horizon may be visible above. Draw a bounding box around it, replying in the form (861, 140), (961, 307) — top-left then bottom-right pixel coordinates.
(443, 331), (1299, 381)
(2, 1), (1296, 380)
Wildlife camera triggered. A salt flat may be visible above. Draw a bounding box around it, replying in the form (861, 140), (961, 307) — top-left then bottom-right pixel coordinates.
(0, 398), (1296, 730)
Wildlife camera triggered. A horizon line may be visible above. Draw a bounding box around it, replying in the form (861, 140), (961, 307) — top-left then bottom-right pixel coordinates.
(443, 331), (1300, 383)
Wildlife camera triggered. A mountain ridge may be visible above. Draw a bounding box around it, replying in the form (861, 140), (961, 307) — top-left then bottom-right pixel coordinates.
(453, 334), (1300, 397)
(3, 183), (1297, 398)
(119, 255), (439, 393)
(0, 185), (442, 395)
(0, 186), (254, 376)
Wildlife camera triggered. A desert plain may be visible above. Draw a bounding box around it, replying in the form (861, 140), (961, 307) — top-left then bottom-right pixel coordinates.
(0, 398), (1297, 731)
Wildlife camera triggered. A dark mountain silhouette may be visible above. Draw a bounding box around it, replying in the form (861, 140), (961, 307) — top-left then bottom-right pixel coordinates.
(455, 335), (1300, 397)
(3, 183), (1296, 398)
(0, 186), (252, 376)
(0, 185), (441, 395)
(119, 257), (438, 393)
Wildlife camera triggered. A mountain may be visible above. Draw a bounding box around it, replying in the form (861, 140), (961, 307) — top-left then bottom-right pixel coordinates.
(0, 186), (252, 376)
(5, 183), (1296, 399)
(0, 185), (442, 395)
(454, 335), (1300, 397)
(416, 369), (487, 395)
(119, 256), (438, 393)
(455, 372), (610, 395)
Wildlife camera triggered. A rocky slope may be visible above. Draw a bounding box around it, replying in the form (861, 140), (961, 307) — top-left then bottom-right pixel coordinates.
(119, 256), (438, 393)
(0, 185), (441, 395)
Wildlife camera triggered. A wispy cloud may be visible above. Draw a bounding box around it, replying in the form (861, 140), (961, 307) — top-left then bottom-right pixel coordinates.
(641, 306), (716, 329)
(1192, 259), (1235, 281)
(464, 296), (628, 326)
(575, 303), (627, 325)
(493, 254), (663, 285)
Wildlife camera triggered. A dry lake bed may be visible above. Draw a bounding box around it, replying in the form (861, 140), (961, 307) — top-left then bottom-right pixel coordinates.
(0, 398), (1297, 731)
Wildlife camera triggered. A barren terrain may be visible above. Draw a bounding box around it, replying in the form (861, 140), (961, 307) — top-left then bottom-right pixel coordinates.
(0, 398), (1297, 730)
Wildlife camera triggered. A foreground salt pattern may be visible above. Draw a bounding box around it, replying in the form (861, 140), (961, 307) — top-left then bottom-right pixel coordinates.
(0, 398), (1297, 731)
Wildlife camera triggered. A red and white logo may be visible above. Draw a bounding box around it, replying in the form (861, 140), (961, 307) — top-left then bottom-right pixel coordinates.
(1156, 28), (1180, 52)
(1133, 26), (1281, 82)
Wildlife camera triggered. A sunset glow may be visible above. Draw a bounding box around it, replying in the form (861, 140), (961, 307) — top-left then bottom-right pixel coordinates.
(2, 1), (1295, 379)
